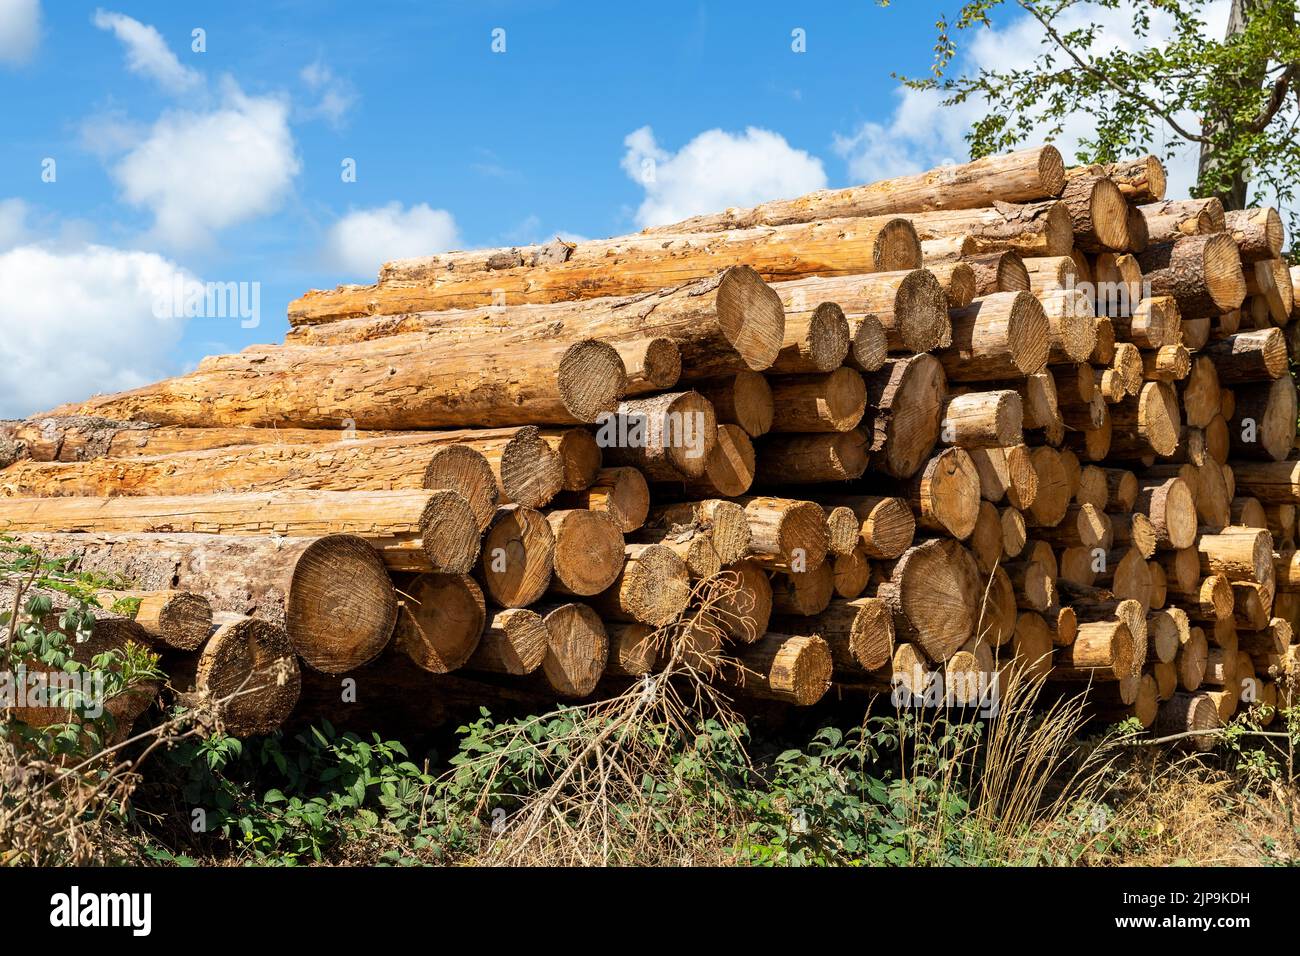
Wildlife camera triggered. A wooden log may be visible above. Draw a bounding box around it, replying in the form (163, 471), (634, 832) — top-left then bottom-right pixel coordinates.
(772, 270), (950, 355)
(678, 424), (755, 497)
(1136, 233), (1247, 317)
(465, 607), (548, 676)
(645, 499), (751, 565)
(545, 510), (626, 596)
(862, 354), (947, 479)
(601, 391), (717, 480)
(1201, 328), (1289, 384)
(1245, 259), (1294, 324)
(876, 538), (980, 661)
(1155, 692), (1221, 750)
(1106, 381), (1181, 458)
(771, 562), (834, 617)
(647, 146), (1065, 230)
(1225, 207), (1285, 262)
(963, 251), (1029, 295)
(771, 302), (849, 374)
(714, 560), (773, 643)
(1228, 375), (1297, 462)
(188, 615), (302, 737)
(1197, 527), (1273, 582)
(1070, 156), (1166, 203)
(939, 292), (1050, 381)
(1142, 345), (1190, 383)
(92, 588), (212, 651)
(728, 633), (832, 705)
(1037, 289), (1098, 363)
(602, 622), (659, 677)
(13, 532), (399, 675)
(1051, 620), (1134, 680)
(768, 368), (866, 433)
(940, 390), (1024, 448)
(1024, 255), (1078, 294)
(737, 496), (829, 571)
(925, 261), (978, 309)
(1138, 198), (1226, 243)
(970, 444), (1038, 508)
(906, 201), (1074, 257)
(629, 523), (720, 581)
(696, 371), (773, 438)
(753, 431), (869, 484)
(590, 544), (691, 626)
(1059, 174), (1128, 251)
(392, 573), (486, 674)
(556, 466), (649, 533)
(907, 448), (981, 540)
(537, 602), (608, 698)
(831, 546), (871, 599)
(1025, 445), (1071, 528)
(1134, 477), (1198, 550)
(479, 505), (555, 608)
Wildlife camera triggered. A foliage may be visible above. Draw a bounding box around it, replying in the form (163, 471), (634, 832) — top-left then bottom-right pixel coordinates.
(895, 0), (1300, 217)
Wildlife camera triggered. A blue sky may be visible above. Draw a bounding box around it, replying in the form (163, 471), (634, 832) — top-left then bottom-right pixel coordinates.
(0, 1), (1216, 417)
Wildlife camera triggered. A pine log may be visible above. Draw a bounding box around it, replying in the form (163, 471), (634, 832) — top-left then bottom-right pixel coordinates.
(770, 301), (850, 374)
(556, 466), (649, 533)
(754, 431), (870, 484)
(1037, 289), (1098, 363)
(479, 505), (556, 608)
(862, 354), (947, 479)
(737, 496), (829, 571)
(539, 602), (609, 698)
(1224, 207), (1285, 262)
(1107, 381), (1181, 458)
(546, 509), (627, 596)
(714, 560), (773, 643)
(1070, 156), (1166, 203)
(728, 633), (832, 706)
(906, 201), (1074, 257)
(590, 544), (691, 626)
(940, 292), (1050, 381)
(187, 615), (302, 736)
(1138, 198), (1225, 243)
(12, 532), (399, 675)
(696, 371), (774, 438)
(392, 573), (486, 673)
(1136, 233), (1246, 316)
(907, 447), (982, 539)
(876, 538), (980, 662)
(93, 588), (212, 651)
(1228, 375), (1297, 462)
(768, 368), (867, 433)
(772, 270), (950, 354)
(465, 607), (548, 676)
(940, 390), (1023, 448)
(1059, 174), (1128, 251)
(642, 146), (1065, 230)
(601, 391), (718, 479)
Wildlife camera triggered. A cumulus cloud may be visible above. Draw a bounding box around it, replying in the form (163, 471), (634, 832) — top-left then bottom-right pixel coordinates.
(0, 242), (192, 417)
(299, 60), (356, 127)
(326, 202), (460, 279)
(622, 126), (827, 228)
(0, 0), (40, 65)
(111, 80), (301, 248)
(834, 1), (1230, 197)
(0, 199), (27, 251)
(92, 8), (201, 93)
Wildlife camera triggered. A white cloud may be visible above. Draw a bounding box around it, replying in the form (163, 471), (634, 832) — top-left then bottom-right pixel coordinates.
(0, 0), (40, 65)
(92, 8), (201, 93)
(834, 1), (1230, 198)
(0, 242), (192, 417)
(299, 60), (356, 127)
(622, 125), (827, 228)
(0, 199), (27, 251)
(111, 80), (301, 248)
(326, 202), (460, 279)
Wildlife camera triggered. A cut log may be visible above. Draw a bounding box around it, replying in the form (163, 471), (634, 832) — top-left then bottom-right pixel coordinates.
(1201, 328), (1289, 384)
(1107, 381), (1181, 458)
(479, 505), (556, 608)
(772, 270), (950, 354)
(591, 544), (691, 626)
(771, 562), (834, 617)
(603, 622), (660, 677)
(190, 615), (302, 737)
(754, 431), (870, 485)
(1059, 173), (1128, 252)
(771, 301), (850, 374)
(1138, 198), (1225, 243)
(737, 496), (829, 571)
(1228, 375), (1297, 462)
(1224, 207), (1285, 262)
(714, 560), (773, 643)
(906, 201), (1074, 257)
(678, 424), (755, 497)
(546, 509), (626, 596)
(1245, 259), (1294, 324)
(925, 261), (978, 309)
(1037, 289), (1098, 363)
(907, 447), (981, 540)
(940, 390), (1024, 448)
(645, 499), (752, 565)
(964, 251), (1030, 295)
(1052, 620), (1134, 680)
(645, 146), (1065, 230)
(1134, 477), (1198, 550)
(941, 292), (1050, 381)
(1197, 527), (1273, 582)
(556, 466), (649, 533)
(876, 538), (980, 661)
(14, 532), (399, 675)
(1155, 692), (1221, 750)
(601, 391), (718, 479)
(728, 633), (832, 705)
(768, 368), (867, 433)
(820, 494), (916, 559)
(1024, 255), (1078, 294)
(393, 573), (486, 674)
(93, 588), (211, 651)
(862, 354), (947, 479)
(696, 371), (773, 438)
(466, 607), (548, 676)
(539, 602), (609, 698)
(1070, 156), (1166, 203)
(1136, 233), (1246, 316)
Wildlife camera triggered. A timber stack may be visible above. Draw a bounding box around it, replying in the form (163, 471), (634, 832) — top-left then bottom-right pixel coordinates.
(1, 145), (1297, 750)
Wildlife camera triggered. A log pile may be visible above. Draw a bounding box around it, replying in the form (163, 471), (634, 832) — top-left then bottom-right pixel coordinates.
(2, 144), (1297, 749)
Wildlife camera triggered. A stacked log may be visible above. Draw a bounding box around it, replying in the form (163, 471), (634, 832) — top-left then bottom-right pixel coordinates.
(3, 143), (1295, 747)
